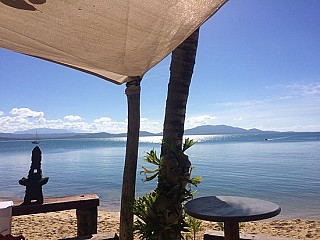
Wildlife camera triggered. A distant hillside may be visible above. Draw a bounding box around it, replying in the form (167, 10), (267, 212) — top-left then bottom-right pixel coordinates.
(0, 125), (277, 141)
(0, 130), (158, 140)
(0, 132), (81, 140)
(71, 131), (157, 139)
(184, 125), (275, 135)
(14, 128), (74, 134)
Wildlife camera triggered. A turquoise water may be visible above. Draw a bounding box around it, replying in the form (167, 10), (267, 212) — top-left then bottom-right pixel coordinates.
(0, 132), (319, 219)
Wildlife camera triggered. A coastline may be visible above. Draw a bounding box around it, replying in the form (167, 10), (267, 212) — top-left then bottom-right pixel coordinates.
(11, 210), (320, 240)
(1, 133), (319, 222)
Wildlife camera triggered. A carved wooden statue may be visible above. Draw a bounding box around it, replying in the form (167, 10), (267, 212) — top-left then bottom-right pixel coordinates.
(19, 146), (49, 204)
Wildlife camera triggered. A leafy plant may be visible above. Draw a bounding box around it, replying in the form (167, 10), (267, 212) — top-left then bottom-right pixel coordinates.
(184, 215), (202, 240)
(133, 138), (202, 240)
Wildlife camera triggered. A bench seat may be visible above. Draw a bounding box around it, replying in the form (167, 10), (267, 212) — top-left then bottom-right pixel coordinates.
(12, 194), (99, 237)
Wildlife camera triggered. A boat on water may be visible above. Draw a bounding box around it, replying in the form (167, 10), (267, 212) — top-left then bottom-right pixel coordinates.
(32, 131), (40, 144)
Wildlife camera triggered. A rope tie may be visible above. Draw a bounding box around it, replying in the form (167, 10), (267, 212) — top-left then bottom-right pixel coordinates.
(125, 76), (141, 96)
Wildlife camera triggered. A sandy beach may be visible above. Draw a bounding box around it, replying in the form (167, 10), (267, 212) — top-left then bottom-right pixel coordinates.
(10, 210), (320, 240)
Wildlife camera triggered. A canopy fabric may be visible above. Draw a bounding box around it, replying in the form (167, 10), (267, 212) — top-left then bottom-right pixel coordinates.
(0, 0), (226, 84)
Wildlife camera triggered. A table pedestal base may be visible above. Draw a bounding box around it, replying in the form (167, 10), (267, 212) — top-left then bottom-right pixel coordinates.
(224, 221), (239, 240)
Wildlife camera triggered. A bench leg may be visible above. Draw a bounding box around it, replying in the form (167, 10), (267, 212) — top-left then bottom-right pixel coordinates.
(76, 207), (98, 237)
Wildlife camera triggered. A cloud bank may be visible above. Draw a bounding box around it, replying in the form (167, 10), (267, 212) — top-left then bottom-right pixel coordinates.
(0, 108), (163, 134)
(1, 82), (319, 134)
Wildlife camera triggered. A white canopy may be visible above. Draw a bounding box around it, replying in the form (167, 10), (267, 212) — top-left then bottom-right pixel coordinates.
(0, 0), (226, 84)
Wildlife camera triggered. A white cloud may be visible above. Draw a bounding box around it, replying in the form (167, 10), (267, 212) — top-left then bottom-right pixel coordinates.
(185, 115), (217, 129)
(93, 117), (112, 124)
(46, 119), (63, 124)
(267, 82), (320, 100)
(210, 100), (263, 109)
(36, 117), (47, 124)
(64, 115), (82, 121)
(91, 117), (127, 133)
(10, 108), (44, 118)
(233, 117), (243, 121)
(0, 115), (34, 132)
(140, 118), (161, 133)
(1, 99), (319, 134)
(0, 107), (165, 133)
(289, 82), (320, 96)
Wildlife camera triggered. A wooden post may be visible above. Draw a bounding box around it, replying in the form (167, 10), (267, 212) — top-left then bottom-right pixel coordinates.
(76, 207), (98, 237)
(224, 221), (240, 240)
(120, 77), (141, 240)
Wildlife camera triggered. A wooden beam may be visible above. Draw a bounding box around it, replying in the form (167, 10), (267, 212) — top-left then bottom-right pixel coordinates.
(120, 77), (141, 240)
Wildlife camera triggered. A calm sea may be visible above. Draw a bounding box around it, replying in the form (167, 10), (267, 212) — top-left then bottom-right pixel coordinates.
(0, 132), (319, 219)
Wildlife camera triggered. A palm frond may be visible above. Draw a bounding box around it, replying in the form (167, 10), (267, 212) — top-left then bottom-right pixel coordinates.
(144, 149), (161, 165)
(182, 138), (196, 152)
(190, 176), (202, 186)
(141, 166), (160, 174)
(144, 172), (159, 182)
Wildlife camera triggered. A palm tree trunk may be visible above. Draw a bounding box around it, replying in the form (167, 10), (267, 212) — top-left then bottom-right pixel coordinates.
(162, 28), (200, 155)
(159, 28), (200, 240)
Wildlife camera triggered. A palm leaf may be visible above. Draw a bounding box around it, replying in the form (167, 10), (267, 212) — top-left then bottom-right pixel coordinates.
(144, 172), (159, 182)
(141, 166), (160, 174)
(144, 149), (161, 165)
(182, 138), (196, 152)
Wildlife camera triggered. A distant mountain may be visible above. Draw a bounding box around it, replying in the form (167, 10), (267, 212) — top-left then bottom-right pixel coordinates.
(0, 129), (158, 140)
(184, 125), (275, 135)
(0, 132), (80, 140)
(0, 128), (78, 141)
(71, 131), (158, 139)
(14, 128), (74, 134)
(0, 125), (278, 141)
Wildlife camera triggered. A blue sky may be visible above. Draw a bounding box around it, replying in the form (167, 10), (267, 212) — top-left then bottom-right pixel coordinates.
(1, 0), (320, 133)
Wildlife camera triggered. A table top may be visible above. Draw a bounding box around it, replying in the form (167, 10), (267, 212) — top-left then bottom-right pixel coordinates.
(184, 196), (281, 222)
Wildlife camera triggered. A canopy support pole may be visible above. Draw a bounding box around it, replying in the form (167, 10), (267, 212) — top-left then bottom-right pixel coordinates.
(120, 77), (141, 240)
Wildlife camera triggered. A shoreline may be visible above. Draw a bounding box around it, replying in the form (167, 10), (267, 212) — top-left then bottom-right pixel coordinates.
(11, 210), (320, 240)
(2, 197), (319, 221)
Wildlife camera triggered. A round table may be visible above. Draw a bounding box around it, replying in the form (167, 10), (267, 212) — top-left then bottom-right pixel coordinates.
(184, 196), (281, 240)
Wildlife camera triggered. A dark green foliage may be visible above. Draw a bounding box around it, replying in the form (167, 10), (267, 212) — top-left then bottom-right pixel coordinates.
(133, 139), (202, 240)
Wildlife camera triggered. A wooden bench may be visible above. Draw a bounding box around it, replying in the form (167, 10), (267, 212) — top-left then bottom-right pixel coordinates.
(12, 194), (99, 237)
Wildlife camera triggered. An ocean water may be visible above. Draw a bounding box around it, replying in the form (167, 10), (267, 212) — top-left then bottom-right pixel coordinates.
(0, 132), (319, 219)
